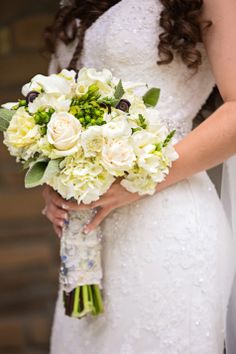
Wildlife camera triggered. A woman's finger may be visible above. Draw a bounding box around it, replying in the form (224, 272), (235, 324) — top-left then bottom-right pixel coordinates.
(83, 207), (112, 233)
(42, 185), (66, 210)
(49, 203), (69, 221)
(50, 188), (68, 209)
(45, 205), (66, 227)
(53, 224), (62, 238)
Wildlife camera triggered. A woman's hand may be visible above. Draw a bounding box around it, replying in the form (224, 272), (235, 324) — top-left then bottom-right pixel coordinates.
(76, 181), (143, 233)
(42, 185), (74, 237)
(42, 182), (143, 236)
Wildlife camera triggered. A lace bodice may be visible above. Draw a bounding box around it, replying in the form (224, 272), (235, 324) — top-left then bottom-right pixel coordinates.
(52, 0), (215, 141)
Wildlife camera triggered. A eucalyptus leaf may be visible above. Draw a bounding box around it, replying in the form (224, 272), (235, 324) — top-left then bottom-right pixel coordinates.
(143, 88), (160, 107)
(0, 108), (15, 132)
(114, 80), (125, 100)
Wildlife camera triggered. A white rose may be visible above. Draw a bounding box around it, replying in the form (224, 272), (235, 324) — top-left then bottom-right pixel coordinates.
(102, 137), (136, 176)
(81, 126), (104, 157)
(47, 112), (82, 156)
(102, 117), (132, 139)
(121, 169), (157, 196)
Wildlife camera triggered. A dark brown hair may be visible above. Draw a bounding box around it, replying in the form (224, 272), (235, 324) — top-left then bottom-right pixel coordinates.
(44, 0), (205, 71)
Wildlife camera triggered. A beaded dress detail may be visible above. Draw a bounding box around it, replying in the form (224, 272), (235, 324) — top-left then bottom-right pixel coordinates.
(50, 0), (235, 353)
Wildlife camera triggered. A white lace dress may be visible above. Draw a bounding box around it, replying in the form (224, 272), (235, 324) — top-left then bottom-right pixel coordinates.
(50, 0), (235, 353)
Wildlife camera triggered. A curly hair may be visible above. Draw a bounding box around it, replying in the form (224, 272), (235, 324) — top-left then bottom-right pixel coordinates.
(44, 0), (206, 71)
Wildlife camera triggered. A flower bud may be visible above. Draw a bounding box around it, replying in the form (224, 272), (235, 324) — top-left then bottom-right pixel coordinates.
(116, 99), (131, 113)
(26, 91), (39, 104)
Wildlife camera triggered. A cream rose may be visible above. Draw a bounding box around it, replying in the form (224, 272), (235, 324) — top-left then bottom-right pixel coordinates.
(47, 112), (82, 156)
(102, 116), (132, 139)
(4, 107), (40, 149)
(102, 138), (136, 176)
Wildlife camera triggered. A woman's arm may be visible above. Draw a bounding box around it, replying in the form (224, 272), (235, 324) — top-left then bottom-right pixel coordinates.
(42, 0), (236, 235)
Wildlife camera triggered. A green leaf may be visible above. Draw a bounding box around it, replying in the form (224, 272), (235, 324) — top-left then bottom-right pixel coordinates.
(25, 160), (48, 188)
(163, 130), (176, 148)
(137, 114), (147, 129)
(43, 159), (62, 181)
(24, 159), (62, 188)
(0, 108), (15, 132)
(114, 80), (125, 100)
(98, 97), (119, 107)
(143, 88), (160, 107)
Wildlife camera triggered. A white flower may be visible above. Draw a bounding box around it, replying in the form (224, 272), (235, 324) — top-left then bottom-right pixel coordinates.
(75, 81), (90, 96)
(145, 108), (168, 138)
(22, 81), (41, 96)
(59, 69), (77, 80)
(1, 102), (18, 110)
(78, 68), (112, 84)
(121, 169), (157, 196)
(77, 68), (114, 97)
(132, 130), (158, 151)
(162, 144), (179, 166)
(102, 137), (136, 176)
(22, 72), (75, 97)
(102, 116), (132, 139)
(49, 153), (115, 204)
(131, 130), (165, 177)
(47, 112), (82, 156)
(4, 107), (40, 149)
(81, 126), (104, 157)
(28, 93), (71, 114)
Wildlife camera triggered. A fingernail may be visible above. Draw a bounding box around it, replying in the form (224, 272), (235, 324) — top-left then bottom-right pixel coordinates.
(83, 227), (89, 234)
(64, 219), (69, 225)
(62, 204), (69, 210)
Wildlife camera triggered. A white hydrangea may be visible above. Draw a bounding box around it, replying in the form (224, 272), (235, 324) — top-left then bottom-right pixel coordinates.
(49, 152), (115, 204)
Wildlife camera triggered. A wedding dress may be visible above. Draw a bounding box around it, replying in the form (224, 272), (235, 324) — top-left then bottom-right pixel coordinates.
(50, 0), (235, 353)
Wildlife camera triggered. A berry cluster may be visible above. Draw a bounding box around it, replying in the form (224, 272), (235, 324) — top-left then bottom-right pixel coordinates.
(70, 85), (107, 127)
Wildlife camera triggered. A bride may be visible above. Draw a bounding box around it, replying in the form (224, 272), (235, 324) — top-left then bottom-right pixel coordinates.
(42, 0), (236, 353)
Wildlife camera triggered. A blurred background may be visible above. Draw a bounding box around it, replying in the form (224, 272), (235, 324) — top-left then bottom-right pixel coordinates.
(0, 1), (223, 354)
(0, 1), (59, 353)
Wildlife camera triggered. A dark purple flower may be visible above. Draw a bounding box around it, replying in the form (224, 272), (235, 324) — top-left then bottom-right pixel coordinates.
(116, 99), (131, 112)
(26, 91), (39, 104)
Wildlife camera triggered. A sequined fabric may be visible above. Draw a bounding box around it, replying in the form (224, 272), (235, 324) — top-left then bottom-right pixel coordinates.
(60, 210), (103, 293)
(50, 1), (235, 353)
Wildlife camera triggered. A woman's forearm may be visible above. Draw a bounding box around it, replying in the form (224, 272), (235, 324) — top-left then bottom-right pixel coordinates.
(158, 101), (236, 192)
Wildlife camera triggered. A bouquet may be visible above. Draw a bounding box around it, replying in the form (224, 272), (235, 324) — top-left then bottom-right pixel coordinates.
(0, 67), (178, 318)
